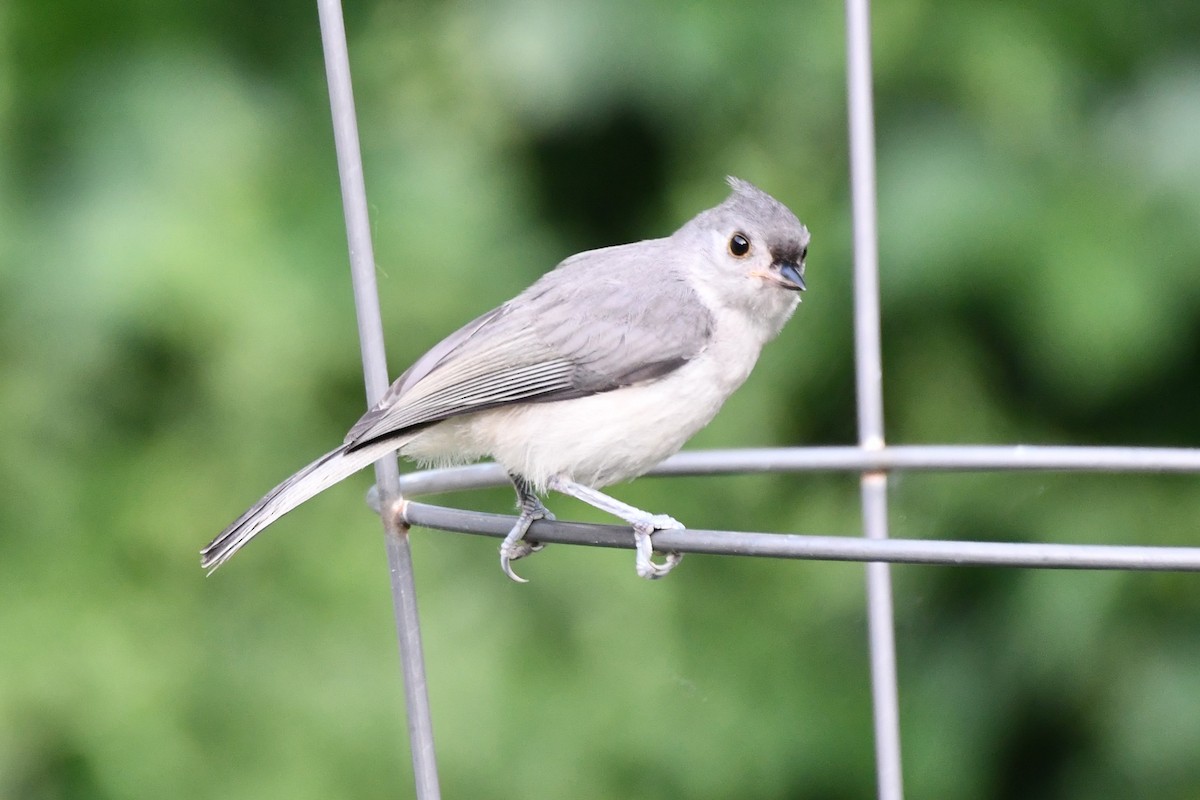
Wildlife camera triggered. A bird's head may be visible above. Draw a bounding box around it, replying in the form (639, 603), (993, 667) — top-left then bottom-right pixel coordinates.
(679, 177), (809, 336)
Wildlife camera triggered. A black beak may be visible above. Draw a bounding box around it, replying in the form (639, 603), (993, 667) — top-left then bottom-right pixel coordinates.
(776, 260), (806, 291)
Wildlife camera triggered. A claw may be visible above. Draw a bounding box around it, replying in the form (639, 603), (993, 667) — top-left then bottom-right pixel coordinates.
(500, 549), (530, 583)
(500, 535), (547, 583)
(500, 477), (554, 583)
(632, 516), (685, 580)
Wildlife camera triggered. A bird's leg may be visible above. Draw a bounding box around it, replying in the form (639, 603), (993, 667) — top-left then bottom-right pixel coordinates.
(546, 476), (684, 580)
(500, 475), (553, 583)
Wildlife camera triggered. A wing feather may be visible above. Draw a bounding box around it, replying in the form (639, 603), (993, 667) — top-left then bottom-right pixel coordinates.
(345, 239), (714, 450)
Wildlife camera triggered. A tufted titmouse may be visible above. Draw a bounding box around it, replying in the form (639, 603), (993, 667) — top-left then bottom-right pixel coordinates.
(202, 177), (809, 581)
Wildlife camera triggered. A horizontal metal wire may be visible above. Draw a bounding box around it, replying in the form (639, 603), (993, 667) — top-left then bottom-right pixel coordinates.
(396, 500), (1200, 571)
(390, 444), (1200, 573)
(395, 444), (1200, 496)
(660, 445), (1200, 473)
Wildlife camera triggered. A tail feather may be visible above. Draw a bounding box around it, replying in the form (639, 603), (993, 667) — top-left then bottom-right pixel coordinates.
(201, 438), (402, 573)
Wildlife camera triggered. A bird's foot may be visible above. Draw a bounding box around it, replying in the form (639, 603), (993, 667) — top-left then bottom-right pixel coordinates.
(631, 515), (685, 580)
(499, 504), (553, 583)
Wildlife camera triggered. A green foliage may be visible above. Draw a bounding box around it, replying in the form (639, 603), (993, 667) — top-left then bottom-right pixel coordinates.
(2, 1), (1199, 798)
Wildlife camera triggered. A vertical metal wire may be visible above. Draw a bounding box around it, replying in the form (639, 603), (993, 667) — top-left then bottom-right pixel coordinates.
(845, 0), (904, 797)
(315, 1), (441, 797)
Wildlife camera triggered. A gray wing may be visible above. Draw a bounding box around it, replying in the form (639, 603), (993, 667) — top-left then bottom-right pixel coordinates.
(344, 239), (714, 447)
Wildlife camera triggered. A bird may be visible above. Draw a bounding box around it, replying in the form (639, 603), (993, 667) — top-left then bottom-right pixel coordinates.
(202, 176), (809, 581)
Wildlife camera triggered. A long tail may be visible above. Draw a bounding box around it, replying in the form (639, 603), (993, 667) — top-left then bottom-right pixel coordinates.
(201, 437), (404, 573)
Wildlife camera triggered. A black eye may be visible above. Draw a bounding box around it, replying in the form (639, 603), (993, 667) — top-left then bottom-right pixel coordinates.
(728, 233), (751, 257)
(801, 246), (808, 261)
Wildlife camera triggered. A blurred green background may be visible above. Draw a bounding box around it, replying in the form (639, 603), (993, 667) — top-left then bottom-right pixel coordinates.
(3, 1), (1200, 798)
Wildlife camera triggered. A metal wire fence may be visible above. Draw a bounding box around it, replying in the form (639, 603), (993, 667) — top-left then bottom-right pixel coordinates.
(314, 1), (1200, 798)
